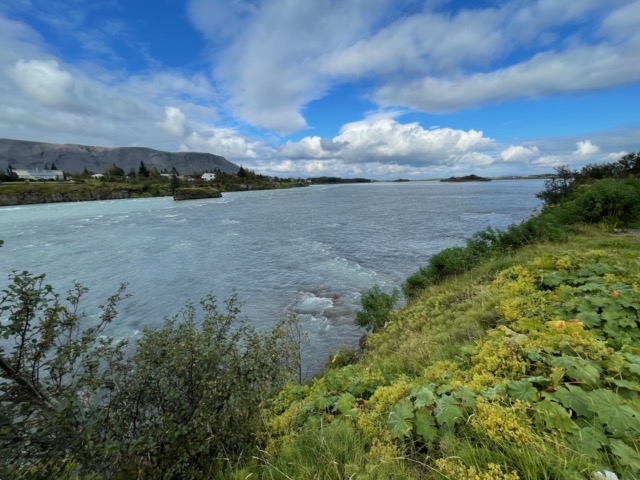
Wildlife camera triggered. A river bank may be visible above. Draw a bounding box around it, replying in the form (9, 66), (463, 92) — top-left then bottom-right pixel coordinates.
(0, 179), (305, 206)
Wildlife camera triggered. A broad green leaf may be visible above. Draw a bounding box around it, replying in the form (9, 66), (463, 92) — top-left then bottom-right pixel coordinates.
(610, 439), (640, 472)
(628, 364), (640, 375)
(541, 272), (565, 287)
(453, 387), (476, 408)
(576, 311), (602, 328)
(553, 385), (593, 418)
(413, 387), (436, 408)
(534, 400), (580, 435)
(313, 394), (330, 411)
(436, 384), (454, 395)
(388, 399), (414, 439)
(589, 389), (640, 436)
(550, 356), (601, 386)
(574, 427), (608, 456)
(606, 378), (640, 393)
(335, 393), (355, 414)
(507, 380), (539, 403)
(435, 395), (463, 429)
(414, 408), (438, 442)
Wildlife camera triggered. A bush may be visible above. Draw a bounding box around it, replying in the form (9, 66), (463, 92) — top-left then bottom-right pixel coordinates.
(355, 285), (399, 332)
(0, 270), (299, 479)
(559, 178), (640, 225)
(536, 165), (576, 206)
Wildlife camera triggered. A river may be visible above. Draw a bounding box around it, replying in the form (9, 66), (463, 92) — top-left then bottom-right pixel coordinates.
(0, 180), (544, 375)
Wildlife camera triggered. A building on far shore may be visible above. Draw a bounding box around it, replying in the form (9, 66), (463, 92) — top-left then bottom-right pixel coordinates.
(201, 172), (216, 181)
(13, 169), (65, 180)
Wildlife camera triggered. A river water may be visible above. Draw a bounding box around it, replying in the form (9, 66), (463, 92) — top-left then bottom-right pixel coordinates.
(0, 180), (543, 375)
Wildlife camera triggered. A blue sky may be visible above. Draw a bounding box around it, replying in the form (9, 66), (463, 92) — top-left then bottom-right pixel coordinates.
(1, 0), (639, 179)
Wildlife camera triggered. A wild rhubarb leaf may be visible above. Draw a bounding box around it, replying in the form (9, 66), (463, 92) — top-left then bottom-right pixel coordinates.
(553, 385), (593, 418)
(435, 395), (463, 429)
(388, 399), (414, 439)
(414, 408), (438, 442)
(507, 380), (539, 403)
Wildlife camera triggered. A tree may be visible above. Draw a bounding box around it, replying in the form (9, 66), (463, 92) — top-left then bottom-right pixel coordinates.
(0, 166), (18, 182)
(536, 165), (576, 206)
(170, 173), (180, 194)
(138, 161), (150, 178)
(50, 162), (58, 170)
(104, 163), (125, 179)
(0, 271), (130, 478)
(238, 165), (247, 178)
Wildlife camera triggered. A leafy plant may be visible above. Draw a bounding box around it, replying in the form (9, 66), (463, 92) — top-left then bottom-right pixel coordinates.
(355, 285), (399, 332)
(0, 269), (300, 479)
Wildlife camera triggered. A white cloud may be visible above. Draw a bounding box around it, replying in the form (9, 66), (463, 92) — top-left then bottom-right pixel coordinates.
(273, 115), (496, 170)
(574, 140), (600, 156)
(180, 129), (266, 160)
(606, 151), (628, 161)
(191, 0), (391, 133)
(500, 145), (540, 163)
(332, 116), (495, 166)
(374, 41), (640, 112)
(6, 59), (75, 108)
(186, 0), (637, 128)
(157, 107), (189, 137)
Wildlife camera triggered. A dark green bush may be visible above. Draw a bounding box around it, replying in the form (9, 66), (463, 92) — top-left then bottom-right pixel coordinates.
(559, 178), (640, 225)
(355, 285), (399, 332)
(0, 270), (299, 479)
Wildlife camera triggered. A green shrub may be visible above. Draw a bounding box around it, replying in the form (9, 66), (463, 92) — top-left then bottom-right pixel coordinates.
(559, 178), (640, 225)
(0, 269), (299, 479)
(355, 285), (399, 332)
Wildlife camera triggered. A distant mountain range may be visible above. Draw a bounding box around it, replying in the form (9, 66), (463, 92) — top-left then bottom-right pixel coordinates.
(0, 139), (240, 175)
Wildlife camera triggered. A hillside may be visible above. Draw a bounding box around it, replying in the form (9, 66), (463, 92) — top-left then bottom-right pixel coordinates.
(0, 138), (239, 175)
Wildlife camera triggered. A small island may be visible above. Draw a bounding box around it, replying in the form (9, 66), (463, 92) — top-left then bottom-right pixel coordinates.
(173, 187), (222, 201)
(440, 174), (492, 182)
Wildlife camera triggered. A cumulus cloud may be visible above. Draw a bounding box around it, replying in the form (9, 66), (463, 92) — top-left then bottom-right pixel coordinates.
(157, 107), (189, 137)
(332, 117), (495, 166)
(574, 140), (600, 156)
(273, 115), (496, 170)
(500, 145), (540, 163)
(6, 59), (75, 108)
(180, 129), (266, 160)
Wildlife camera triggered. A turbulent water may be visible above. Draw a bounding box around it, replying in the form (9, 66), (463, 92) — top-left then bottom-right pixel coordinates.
(0, 180), (543, 375)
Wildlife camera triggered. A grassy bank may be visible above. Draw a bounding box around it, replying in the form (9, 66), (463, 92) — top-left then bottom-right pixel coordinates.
(233, 227), (640, 480)
(225, 158), (640, 480)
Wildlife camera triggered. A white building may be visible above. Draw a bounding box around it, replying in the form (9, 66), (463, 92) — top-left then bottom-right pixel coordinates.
(201, 172), (216, 181)
(13, 169), (64, 180)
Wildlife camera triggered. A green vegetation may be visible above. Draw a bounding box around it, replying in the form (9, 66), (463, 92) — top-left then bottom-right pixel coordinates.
(403, 154), (640, 300)
(0, 164), (308, 205)
(0, 273), (301, 479)
(2, 153), (640, 479)
(440, 174), (492, 182)
(307, 177), (372, 184)
(354, 285), (399, 333)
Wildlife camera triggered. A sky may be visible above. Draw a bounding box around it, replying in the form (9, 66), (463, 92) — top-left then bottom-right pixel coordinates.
(0, 0), (639, 179)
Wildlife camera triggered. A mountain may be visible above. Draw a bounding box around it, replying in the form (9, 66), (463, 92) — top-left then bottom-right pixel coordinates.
(0, 139), (240, 175)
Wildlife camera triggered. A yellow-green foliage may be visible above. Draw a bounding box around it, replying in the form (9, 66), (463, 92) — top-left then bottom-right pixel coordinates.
(257, 231), (640, 479)
(434, 458), (520, 480)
